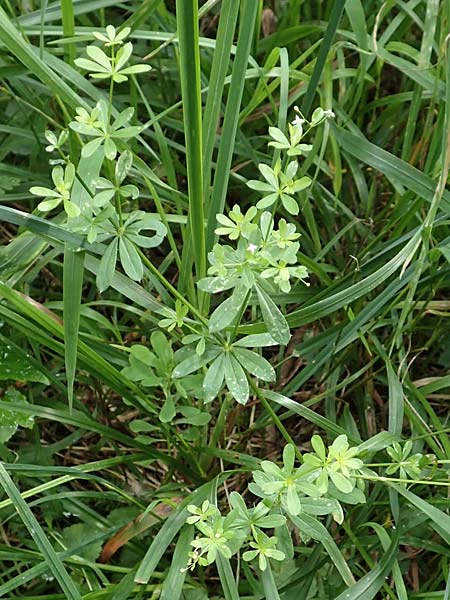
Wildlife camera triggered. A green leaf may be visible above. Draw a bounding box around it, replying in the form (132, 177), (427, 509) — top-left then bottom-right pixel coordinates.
(234, 333), (278, 348)
(173, 352), (214, 379)
(224, 354), (249, 405)
(255, 284), (290, 345)
(97, 238), (118, 292)
(209, 284), (249, 332)
(0, 389), (34, 444)
(203, 354), (226, 403)
(176, 406), (211, 426)
(233, 348), (275, 382)
(0, 341), (49, 384)
(119, 237), (143, 281)
(280, 193), (299, 215)
(160, 395), (176, 423)
(116, 150), (133, 184)
(59, 523), (102, 562)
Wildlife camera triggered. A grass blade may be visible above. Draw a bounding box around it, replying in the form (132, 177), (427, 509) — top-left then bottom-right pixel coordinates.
(0, 7), (84, 109)
(216, 555), (241, 600)
(176, 0), (206, 283)
(334, 530), (400, 600)
(394, 486), (450, 545)
(0, 463), (82, 599)
(205, 0), (259, 252)
(300, 0), (346, 117)
(135, 480), (218, 584)
(63, 245), (84, 412)
(259, 563), (279, 600)
(60, 0), (75, 64)
(202, 0), (240, 203)
(290, 513), (355, 586)
(333, 125), (450, 213)
(159, 525), (194, 600)
(264, 390), (360, 442)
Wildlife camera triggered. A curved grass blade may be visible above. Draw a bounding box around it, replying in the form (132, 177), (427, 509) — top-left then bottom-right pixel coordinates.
(394, 486), (450, 545)
(365, 522), (408, 600)
(290, 513), (355, 586)
(334, 529), (400, 600)
(0, 463), (82, 600)
(0, 206), (104, 254)
(0, 7), (85, 109)
(263, 390), (360, 442)
(333, 126), (450, 214)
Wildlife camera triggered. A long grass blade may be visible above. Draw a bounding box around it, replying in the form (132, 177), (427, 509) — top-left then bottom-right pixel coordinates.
(176, 0), (205, 283)
(63, 246), (84, 412)
(0, 463), (82, 599)
(202, 0), (240, 203)
(60, 0), (75, 64)
(205, 0), (259, 252)
(300, 0), (346, 117)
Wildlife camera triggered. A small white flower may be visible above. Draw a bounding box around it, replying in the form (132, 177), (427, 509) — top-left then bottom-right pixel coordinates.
(324, 110), (335, 119)
(291, 115), (305, 128)
(247, 243), (258, 254)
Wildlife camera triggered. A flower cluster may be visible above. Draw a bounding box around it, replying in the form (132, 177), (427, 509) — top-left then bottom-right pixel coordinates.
(206, 208), (308, 294)
(185, 436), (365, 572)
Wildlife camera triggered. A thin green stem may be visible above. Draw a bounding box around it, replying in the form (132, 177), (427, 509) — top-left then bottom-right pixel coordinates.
(137, 248), (208, 327)
(249, 380), (301, 460)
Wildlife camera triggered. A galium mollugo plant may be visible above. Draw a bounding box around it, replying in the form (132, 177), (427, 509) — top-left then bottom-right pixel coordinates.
(184, 437), (434, 574)
(30, 26), (166, 293)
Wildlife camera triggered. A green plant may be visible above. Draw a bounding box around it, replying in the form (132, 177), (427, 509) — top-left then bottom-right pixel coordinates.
(1, 2), (450, 599)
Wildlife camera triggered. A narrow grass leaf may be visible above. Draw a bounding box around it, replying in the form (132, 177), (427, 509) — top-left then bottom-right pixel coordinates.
(301, 0), (346, 116)
(206, 0), (258, 252)
(290, 513), (355, 586)
(334, 529), (400, 600)
(0, 8), (85, 109)
(264, 390), (360, 442)
(216, 554), (241, 600)
(63, 245), (85, 412)
(202, 0), (240, 202)
(159, 525), (194, 600)
(135, 479), (218, 584)
(0, 463), (82, 599)
(260, 563), (280, 600)
(394, 486), (450, 545)
(176, 0), (205, 282)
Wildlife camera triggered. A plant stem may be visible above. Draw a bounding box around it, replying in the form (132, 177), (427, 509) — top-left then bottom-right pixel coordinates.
(137, 248), (208, 327)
